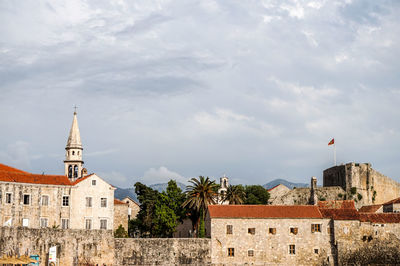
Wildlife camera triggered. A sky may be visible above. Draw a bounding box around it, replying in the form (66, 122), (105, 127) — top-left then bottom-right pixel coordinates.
(0, 0), (399, 188)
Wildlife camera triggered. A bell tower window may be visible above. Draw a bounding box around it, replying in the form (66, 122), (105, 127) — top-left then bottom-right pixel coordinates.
(74, 165), (78, 178)
(72, 151), (75, 155)
(68, 165), (73, 178)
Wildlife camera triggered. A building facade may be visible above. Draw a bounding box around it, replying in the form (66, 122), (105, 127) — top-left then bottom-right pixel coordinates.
(0, 112), (115, 230)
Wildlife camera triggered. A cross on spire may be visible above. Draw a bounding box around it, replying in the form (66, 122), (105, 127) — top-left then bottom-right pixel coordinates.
(73, 105), (78, 114)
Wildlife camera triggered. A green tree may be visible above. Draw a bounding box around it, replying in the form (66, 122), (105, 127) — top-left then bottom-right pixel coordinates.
(183, 176), (218, 237)
(244, 185), (270, 204)
(114, 224), (128, 238)
(223, 185), (246, 204)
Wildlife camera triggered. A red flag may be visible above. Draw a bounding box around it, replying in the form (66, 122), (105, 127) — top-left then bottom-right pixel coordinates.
(328, 138), (334, 145)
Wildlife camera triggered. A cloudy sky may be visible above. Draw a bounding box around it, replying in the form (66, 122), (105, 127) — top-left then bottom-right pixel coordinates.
(1, 0), (399, 188)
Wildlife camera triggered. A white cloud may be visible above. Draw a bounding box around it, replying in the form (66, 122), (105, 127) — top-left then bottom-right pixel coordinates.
(139, 166), (187, 185)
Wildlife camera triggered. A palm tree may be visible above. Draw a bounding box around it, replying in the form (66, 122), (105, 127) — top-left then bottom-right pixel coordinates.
(223, 185), (245, 205)
(183, 176), (218, 237)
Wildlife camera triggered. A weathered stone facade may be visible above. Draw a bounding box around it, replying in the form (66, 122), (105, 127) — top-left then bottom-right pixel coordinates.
(323, 162), (400, 207)
(114, 199), (129, 231)
(114, 238), (211, 265)
(271, 186), (345, 205)
(210, 217), (332, 265)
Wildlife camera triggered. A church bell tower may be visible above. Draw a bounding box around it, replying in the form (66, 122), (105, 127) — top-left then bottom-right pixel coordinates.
(64, 110), (84, 181)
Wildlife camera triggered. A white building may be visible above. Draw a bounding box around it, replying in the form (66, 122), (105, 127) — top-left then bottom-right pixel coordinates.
(0, 112), (115, 230)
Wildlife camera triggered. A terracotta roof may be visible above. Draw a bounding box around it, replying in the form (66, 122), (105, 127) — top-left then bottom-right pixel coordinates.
(318, 200), (356, 210)
(208, 205), (323, 219)
(267, 184), (281, 192)
(359, 213), (400, 224)
(0, 163), (30, 174)
(359, 204), (382, 213)
(319, 208), (360, 221)
(383, 197), (400, 206)
(0, 163), (92, 186)
(114, 199), (127, 205)
(71, 174), (94, 185)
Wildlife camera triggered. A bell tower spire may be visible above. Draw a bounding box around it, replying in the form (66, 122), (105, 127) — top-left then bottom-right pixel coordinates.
(64, 109), (84, 181)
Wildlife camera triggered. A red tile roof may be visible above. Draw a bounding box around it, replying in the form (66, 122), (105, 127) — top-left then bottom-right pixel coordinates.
(319, 208), (360, 221)
(71, 174), (94, 185)
(358, 204), (382, 213)
(0, 163), (92, 186)
(208, 205), (323, 219)
(267, 184), (281, 192)
(359, 213), (400, 223)
(318, 200), (356, 210)
(383, 197), (400, 205)
(114, 199), (127, 205)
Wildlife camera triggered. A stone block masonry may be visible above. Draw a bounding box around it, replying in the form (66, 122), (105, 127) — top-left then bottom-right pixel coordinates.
(114, 238), (211, 265)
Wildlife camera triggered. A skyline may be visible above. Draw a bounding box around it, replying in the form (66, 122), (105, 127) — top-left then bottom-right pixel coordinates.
(1, 0), (399, 187)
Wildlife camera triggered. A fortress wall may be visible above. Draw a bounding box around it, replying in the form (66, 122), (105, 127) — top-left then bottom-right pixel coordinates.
(369, 168), (400, 204)
(114, 238), (211, 265)
(0, 227), (115, 265)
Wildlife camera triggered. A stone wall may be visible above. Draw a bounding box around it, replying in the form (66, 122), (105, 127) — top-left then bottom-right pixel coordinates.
(323, 163), (400, 207)
(0, 226), (115, 265)
(210, 218), (332, 265)
(114, 238), (211, 265)
(271, 186), (345, 205)
(114, 203), (128, 231)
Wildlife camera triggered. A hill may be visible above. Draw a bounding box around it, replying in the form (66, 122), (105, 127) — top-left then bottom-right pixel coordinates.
(263, 179), (308, 190)
(114, 182), (187, 202)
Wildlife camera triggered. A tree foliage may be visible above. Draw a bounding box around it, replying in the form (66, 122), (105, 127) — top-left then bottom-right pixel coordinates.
(241, 185), (270, 205)
(114, 224), (128, 238)
(130, 180), (186, 238)
(223, 185), (246, 205)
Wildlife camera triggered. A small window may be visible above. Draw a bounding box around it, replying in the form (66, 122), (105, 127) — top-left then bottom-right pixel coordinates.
(62, 196), (69, 207)
(248, 228), (255, 235)
(289, 244), (296, 254)
(248, 250), (254, 257)
(86, 197), (92, 207)
(6, 193), (12, 204)
(77, 151), (80, 155)
(72, 151), (75, 155)
(314, 248), (319, 254)
(101, 198), (107, 207)
(62, 218), (69, 229)
(22, 218), (29, 227)
(311, 224), (321, 233)
(290, 227), (298, 235)
(23, 194), (30, 205)
(41, 195), (49, 206)
(40, 218), (48, 228)
(228, 248), (234, 257)
(269, 228), (276, 235)
(85, 219), (92, 230)
(226, 225), (233, 234)
(92, 180), (96, 186)
(100, 219), (107, 229)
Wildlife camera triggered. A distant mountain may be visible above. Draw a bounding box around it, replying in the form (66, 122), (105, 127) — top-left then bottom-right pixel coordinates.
(114, 182), (187, 202)
(263, 179), (308, 190)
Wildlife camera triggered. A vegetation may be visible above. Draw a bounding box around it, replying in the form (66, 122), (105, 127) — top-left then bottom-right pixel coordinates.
(351, 187), (357, 195)
(223, 185), (246, 204)
(183, 176), (218, 238)
(129, 180), (186, 238)
(114, 224), (128, 238)
(338, 193), (343, 198)
(357, 193), (363, 201)
(242, 185), (270, 205)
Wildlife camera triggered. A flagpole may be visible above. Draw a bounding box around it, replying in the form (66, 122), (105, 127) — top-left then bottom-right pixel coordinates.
(334, 142), (337, 166)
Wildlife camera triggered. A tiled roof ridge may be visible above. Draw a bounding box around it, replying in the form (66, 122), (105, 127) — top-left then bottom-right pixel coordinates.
(114, 198), (127, 205)
(383, 197), (400, 205)
(267, 184), (281, 192)
(0, 163), (31, 174)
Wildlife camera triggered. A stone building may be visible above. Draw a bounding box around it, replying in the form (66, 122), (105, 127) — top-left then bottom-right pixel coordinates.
(0, 112), (115, 230)
(323, 162), (400, 206)
(208, 205), (332, 265)
(114, 199), (129, 231)
(122, 196), (140, 221)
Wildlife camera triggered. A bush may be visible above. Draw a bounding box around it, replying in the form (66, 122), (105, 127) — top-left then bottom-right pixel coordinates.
(338, 193), (343, 198)
(351, 187), (357, 195)
(114, 224), (129, 238)
(357, 193), (363, 200)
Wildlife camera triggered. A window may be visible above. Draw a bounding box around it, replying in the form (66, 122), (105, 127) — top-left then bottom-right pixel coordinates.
(228, 248), (234, 257)
(41, 195), (49, 206)
(248, 250), (254, 257)
(22, 218), (29, 227)
(40, 218), (48, 228)
(5, 193), (12, 204)
(226, 225), (233, 234)
(311, 224), (321, 233)
(86, 197), (92, 207)
(314, 248), (319, 254)
(269, 228), (276, 235)
(62, 196), (69, 206)
(23, 194), (30, 205)
(77, 151), (80, 155)
(61, 218), (69, 229)
(85, 219), (92, 230)
(72, 151), (75, 155)
(248, 228), (255, 235)
(0, 190), (2, 202)
(100, 219), (107, 229)
(92, 180), (96, 186)
(101, 198), (107, 207)
(289, 244), (296, 254)
(290, 227), (298, 235)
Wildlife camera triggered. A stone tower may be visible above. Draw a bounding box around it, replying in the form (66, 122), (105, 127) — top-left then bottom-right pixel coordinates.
(309, 176), (318, 205)
(64, 111), (84, 181)
(218, 175), (229, 205)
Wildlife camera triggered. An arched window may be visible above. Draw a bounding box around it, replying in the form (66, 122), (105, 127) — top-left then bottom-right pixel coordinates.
(224, 180), (227, 188)
(77, 151), (80, 155)
(72, 151), (75, 155)
(68, 165), (73, 178)
(74, 165), (78, 178)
